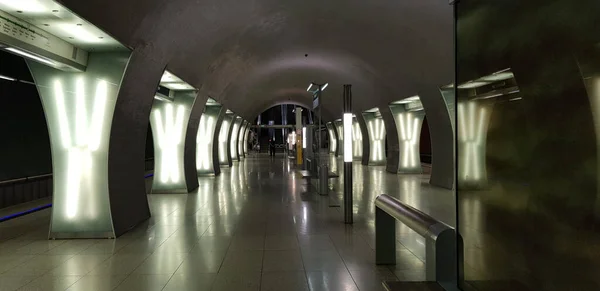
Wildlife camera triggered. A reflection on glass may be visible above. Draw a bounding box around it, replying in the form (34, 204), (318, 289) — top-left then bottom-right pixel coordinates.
(457, 101), (491, 188)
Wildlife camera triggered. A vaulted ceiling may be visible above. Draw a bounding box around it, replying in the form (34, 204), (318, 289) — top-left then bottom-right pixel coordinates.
(58, 0), (453, 120)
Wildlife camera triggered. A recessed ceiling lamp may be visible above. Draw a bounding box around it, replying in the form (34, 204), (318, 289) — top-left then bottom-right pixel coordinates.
(161, 82), (194, 91)
(160, 71), (178, 83)
(59, 23), (102, 43)
(457, 81), (490, 89)
(5, 47), (55, 66)
(0, 0), (46, 13)
(307, 82), (329, 93)
(392, 96), (420, 104)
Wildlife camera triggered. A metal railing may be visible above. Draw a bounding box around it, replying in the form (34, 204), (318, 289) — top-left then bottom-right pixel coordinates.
(375, 194), (456, 289)
(0, 173), (53, 209)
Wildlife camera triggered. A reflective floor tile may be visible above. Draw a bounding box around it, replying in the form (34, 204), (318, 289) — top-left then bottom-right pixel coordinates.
(260, 272), (309, 291)
(219, 250), (264, 272)
(5, 255), (73, 276)
(0, 275), (37, 291)
(301, 250), (346, 272)
(89, 254), (150, 275)
(0, 255), (35, 273)
(13, 240), (66, 255)
(297, 235), (336, 252)
(65, 275), (127, 291)
(162, 273), (216, 291)
(306, 270), (359, 291)
(190, 236), (232, 252)
(263, 250), (304, 272)
(113, 274), (171, 291)
(211, 272), (261, 291)
(174, 251), (227, 275)
(51, 255), (111, 275)
(228, 235), (265, 251)
(264, 235), (299, 250)
(131, 252), (185, 275)
(18, 274), (81, 291)
(348, 268), (398, 291)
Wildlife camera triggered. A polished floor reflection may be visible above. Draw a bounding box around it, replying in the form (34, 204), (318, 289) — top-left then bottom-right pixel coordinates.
(0, 154), (453, 291)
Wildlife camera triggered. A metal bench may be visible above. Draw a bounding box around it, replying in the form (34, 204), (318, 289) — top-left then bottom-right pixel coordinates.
(375, 194), (457, 290)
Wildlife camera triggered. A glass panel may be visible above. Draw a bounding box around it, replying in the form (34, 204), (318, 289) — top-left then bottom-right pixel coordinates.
(457, 1), (600, 290)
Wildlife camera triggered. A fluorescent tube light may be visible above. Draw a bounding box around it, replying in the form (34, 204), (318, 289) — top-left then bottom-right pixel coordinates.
(0, 0), (46, 13)
(0, 74), (16, 81)
(59, 24), (102, 43)
(6, 47), (55, 66)
(321, 83), (329, 91)
(343, 113), (352, 162)
(306, 84), (314, 92)
(302, 127), (307, 149)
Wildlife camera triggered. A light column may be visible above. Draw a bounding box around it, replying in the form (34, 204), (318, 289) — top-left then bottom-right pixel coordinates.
(219, 114), (233, 167)
(197, 103), (221, 175)
(390, 100), (425, 174)
(457, 101), (492, 189)
(150, 90), (196, 193)
(334, 119), (344, 156)
(343, 84), (353, 224)
(229, 116), (242, 162)
(28, 52), (130, 238)
(238, 121), (247, 159)
(352, 117), (363, 160)
(362, 111), (387, 165)
(326, 122), (338, 155)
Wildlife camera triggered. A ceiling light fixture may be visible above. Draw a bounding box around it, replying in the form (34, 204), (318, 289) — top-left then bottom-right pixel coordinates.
(59, 24), (102, 43)
(0, 0), (46, 13)
(0, 74), (16, 81)
(5, 47), (55, 66)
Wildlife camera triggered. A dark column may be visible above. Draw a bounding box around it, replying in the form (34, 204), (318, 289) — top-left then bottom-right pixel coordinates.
(108, 48), (165, 236)
(183, 92), (208, 192)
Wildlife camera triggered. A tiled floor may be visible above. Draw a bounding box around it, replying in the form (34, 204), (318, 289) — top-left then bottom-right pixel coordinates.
(0, 154), (454, 291)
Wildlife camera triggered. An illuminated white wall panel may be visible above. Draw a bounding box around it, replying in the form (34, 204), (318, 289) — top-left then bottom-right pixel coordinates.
(238, 121), (247, 159)
(244, 126), (250, 155)
(352, 117), (363, 160)
(363, 112), (386, 165)
(457, 101), (492, 188)
(334, 120), (344, 156)
(219, 115), (233, 166)
(326, 122), (337, 155)
(230, 117), (242, 161)
(150, 91), (195, 193)
(390, 104), (424, 173)
(196, 105), (221, 175)
(28, 52), (130, 238)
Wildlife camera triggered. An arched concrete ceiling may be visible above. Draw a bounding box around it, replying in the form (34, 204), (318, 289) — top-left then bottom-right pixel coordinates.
(59, 0), (453, 120)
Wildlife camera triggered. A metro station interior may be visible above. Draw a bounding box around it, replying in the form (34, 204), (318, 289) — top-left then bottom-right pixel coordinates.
(1, 0), (600, 290)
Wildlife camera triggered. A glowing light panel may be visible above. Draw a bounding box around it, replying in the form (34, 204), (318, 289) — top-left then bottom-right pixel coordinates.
(327, 123), (337, 154)
(196, 114), (215, 171)
(457, 101), (490, 185)
(219, 118), (231, 164)
(352, 119), (363, 159)
(151, 103), (186, 184)
(343, 114), (352, 162)
(397, 112), (420, 169)
(368, 118), (386, 162)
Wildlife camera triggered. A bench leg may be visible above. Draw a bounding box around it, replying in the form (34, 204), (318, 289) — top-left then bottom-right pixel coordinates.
(376, 208), (396, 265)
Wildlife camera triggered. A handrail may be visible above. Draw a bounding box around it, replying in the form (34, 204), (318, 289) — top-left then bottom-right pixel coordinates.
(375, 194), (456, 289)
(0, 173), (52, 186)
(375, 194), (451, 239)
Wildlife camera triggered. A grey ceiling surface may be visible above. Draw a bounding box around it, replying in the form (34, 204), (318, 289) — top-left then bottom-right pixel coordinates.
(58, 0), (453, 120)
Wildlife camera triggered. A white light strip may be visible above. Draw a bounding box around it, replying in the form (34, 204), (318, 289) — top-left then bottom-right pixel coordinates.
(307, 84), (314, 92)
(321, 83), (329, 91)
(343, 113), (352, 162)
(6, 47), (55, 66)
(302, 127), (307, 149)
(0, 74), (16, 81)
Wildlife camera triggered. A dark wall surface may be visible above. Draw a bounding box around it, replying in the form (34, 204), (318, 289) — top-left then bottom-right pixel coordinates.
(457, 1), (600, 290)
(0, 51), (51, 181)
